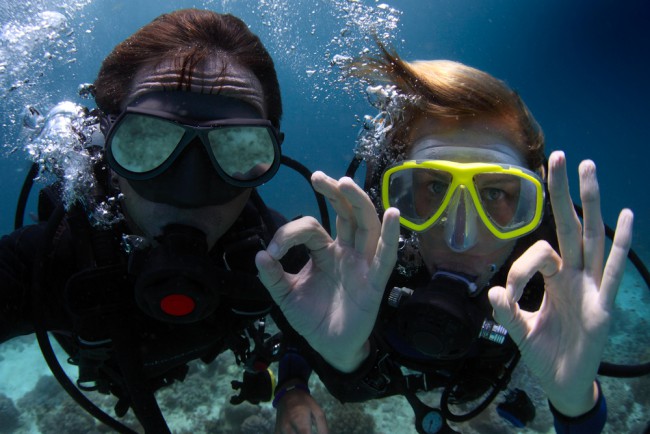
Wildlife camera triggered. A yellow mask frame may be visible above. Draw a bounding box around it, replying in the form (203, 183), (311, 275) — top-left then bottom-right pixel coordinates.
(382, 160), (545, 239)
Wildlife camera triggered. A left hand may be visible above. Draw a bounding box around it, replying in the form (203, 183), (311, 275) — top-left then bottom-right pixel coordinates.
(488, 151), (634, 416)
(274, 380), (328, 434)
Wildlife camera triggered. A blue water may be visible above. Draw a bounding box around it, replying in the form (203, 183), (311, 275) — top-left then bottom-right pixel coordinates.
(1, 0), (648, 433)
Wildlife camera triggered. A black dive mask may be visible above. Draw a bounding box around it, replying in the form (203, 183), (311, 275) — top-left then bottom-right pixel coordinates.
(129, 224), (219, 323)
(101, 91), (283, 208)
(388, 270), (508, 360)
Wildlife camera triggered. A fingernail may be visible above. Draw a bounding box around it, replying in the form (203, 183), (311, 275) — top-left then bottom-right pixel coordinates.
(550, 150), (565, 168)
(579, 159), (596, 176)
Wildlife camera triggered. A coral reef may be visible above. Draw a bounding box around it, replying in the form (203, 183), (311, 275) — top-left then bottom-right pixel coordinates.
(326, 402), (376, 434)
(221, 402), (264, 430)
(241, 412), (274, 434)
(158, 365), (217, 413)
(15, 375), (139, 434)
(16, 376), (99, 433)
(1, 304), (649, 434)
(0, 393), (20, 433)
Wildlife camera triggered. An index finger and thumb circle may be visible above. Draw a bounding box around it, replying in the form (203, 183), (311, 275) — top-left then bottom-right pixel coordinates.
(255, 216), (332, 302)
(488, 240), (561, 345)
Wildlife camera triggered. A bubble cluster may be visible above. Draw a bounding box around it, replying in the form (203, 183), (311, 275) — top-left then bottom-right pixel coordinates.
(1, 10), (73, 120)
(1, 0), (94, 152)
(355, 83), (412, 165)
(252, 0), (406, 162)
(0, 11), (71, 86)
(255, 0), (402, 101)
(0, 1), (118, 228)
(23, 101), (122, 227)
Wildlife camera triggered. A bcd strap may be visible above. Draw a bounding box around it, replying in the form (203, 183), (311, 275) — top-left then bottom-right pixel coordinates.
(386, 359), (459, 434)
(108, 315), (171, 434)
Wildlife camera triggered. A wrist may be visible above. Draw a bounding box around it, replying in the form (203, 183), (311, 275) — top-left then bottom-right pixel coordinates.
(277, 350), (312, 387)
(548, 381), (599, 417)
(549, 381), (607, 432)
(272, 379), (310, 408)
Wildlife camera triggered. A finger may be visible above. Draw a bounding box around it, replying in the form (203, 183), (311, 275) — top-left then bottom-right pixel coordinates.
(312, 171), (356, 246)
(506, 240), (562, 303)
(312, 410), (329, 434)
(578, 160), (605, 281)
(266, 216), (333, 260)
(287, 410), (320, 434)
(290, 416), (313, 434)
(281, 423), (299, 434)
(488, 285), (529, 346)
(369, 207), (400, 292)
(255, 250), (297, 304)
(275, 421), (296, 434)
(600, 209), (634, 309)
(338, 176), (381, 257)
(548, 151), (583, 268)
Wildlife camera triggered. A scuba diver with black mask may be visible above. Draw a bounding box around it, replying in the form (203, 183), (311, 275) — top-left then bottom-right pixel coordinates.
(256, 46), (640, 434)
(0, 9), (327, 434)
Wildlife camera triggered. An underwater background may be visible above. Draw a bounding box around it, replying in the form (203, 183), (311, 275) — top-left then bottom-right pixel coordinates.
(0, 0), (648, 433)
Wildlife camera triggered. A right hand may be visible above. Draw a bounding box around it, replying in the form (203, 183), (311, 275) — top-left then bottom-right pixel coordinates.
(255, 171), (400, 372)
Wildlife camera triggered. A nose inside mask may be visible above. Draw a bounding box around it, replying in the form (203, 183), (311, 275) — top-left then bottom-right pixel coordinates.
(442, 186), (479, 252)
(126, 137), (246, 208)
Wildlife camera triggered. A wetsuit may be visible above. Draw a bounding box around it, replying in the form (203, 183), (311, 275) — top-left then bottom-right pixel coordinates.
(0, 196), (309, 431)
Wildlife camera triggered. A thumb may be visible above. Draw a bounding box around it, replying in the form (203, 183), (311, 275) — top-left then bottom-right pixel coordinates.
(255, 250), (293, 302)
(488, 285), (528, 346)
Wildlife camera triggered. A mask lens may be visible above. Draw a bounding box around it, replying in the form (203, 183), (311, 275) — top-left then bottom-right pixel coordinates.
(474, 172), (539, 231)
(111, 114), (185, 173)
(208, 126), (277, 181)
(388, 168), (452, 226)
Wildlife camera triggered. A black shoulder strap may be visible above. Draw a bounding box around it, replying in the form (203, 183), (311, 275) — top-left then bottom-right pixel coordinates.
(31, 203), (139, 433)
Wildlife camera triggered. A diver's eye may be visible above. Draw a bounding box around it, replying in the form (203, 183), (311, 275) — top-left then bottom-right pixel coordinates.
(481, 188), (506, 201)
(427, 181), (448, 195)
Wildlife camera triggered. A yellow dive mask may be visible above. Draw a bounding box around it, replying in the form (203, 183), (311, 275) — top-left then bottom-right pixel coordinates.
(382, 160), (545, 241)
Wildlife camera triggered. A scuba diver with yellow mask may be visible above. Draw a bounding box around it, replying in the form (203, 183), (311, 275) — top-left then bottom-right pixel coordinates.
(256, 47), (642, 433)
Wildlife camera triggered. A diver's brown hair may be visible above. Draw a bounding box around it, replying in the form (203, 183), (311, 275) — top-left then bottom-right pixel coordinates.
(93, 9), (282, 128)
(357, 44), (545, 172)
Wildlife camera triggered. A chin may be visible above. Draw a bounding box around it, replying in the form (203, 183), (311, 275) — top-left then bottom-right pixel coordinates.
(423, 246), (512, 284)
(158, 213), (225, 245)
